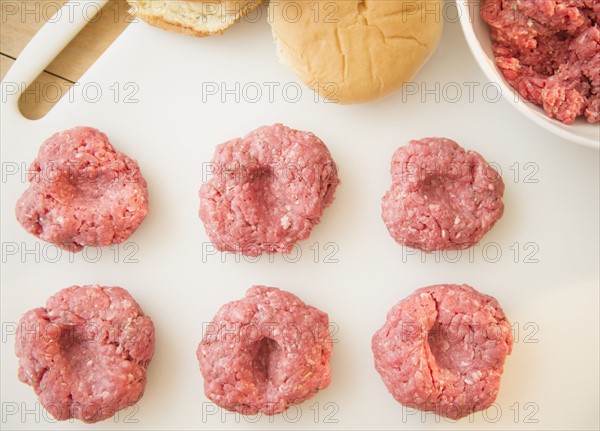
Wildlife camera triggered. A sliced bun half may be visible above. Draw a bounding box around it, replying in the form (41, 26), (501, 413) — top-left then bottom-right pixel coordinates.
(128, 0), (264, 37)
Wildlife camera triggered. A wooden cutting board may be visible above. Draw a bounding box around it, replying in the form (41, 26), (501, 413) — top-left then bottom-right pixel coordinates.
(1, 0), (131, 119)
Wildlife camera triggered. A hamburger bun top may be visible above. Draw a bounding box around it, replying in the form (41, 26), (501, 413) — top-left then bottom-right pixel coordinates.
(269, 0), (444, 103)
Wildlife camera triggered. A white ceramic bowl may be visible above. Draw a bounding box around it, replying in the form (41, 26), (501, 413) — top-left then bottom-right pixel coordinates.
(458, 0), (599, 149)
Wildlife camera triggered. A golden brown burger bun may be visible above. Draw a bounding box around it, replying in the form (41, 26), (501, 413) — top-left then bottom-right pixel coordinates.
(269, 0), (444, 103)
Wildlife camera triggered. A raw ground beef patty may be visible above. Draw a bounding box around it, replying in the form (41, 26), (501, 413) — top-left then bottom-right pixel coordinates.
(372, 284), (513, 420)
(15, 126), (149, 252)
(15, 285), (155, 423)
(197, 286), (332, 415)
(381, 137), (504, 252)
(481, 0), (599, 124)
(199, 124), (339, 256)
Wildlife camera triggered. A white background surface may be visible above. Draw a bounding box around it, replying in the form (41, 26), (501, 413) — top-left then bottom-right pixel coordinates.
(1, 3), (599, 430)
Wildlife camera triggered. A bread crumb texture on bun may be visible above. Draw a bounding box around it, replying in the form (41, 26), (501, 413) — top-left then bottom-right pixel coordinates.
(128, 0), (264, 36)
(269, 0), (444, 104)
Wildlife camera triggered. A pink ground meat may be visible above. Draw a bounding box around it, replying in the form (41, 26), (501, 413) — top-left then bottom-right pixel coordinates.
(481, 0), (599, 124)
(372, 284), (513, 420)
(381, 138), (504, 252)
(15, 285), (155, 423)
(197, 286), (332, 415)
(15, 126), (149, 252)
(199, 124), (339, 257)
